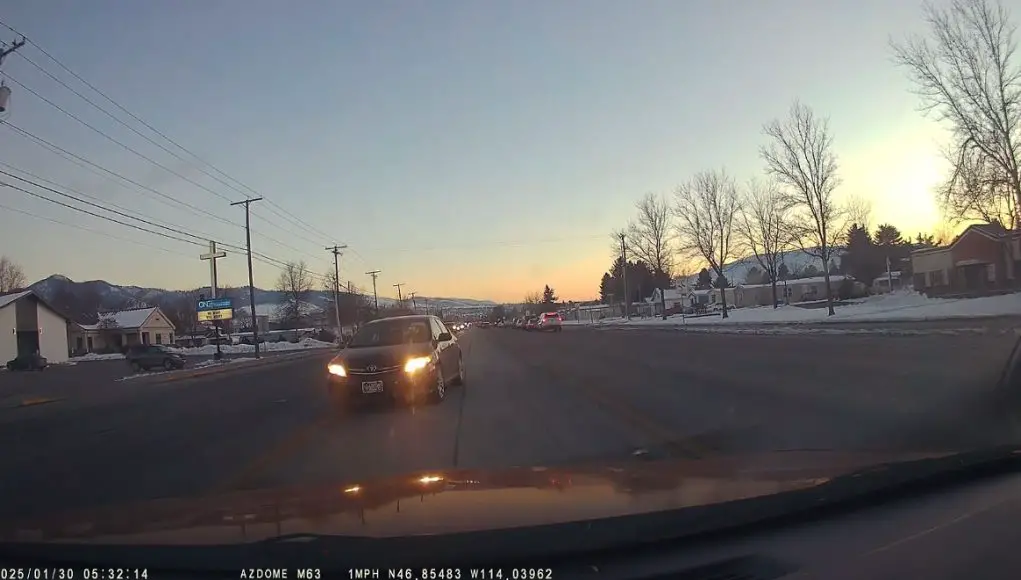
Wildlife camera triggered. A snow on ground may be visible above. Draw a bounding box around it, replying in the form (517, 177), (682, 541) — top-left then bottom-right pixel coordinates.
(69, 338), (335, 362)
(182, 338), (335, 356)
(115, 357), (257, 382)
(568, 291), (1021, 329)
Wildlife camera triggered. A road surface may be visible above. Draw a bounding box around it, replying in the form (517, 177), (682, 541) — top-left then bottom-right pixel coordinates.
(1, 326), (1018, 521)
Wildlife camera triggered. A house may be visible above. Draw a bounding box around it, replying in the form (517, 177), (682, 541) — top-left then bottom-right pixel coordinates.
(735, 275), (858, 307)
(911, 223), (1021, 296)
(648, 287), (694, 316)
(70, 306), (176, 354)
(0, 290), (73, 363)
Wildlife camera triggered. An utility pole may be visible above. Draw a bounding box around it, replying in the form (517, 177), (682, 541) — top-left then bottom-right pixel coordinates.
(0, 37), (25, 65)
(408, 291), (417, 312)
(615, 231), (630, 320)
(0, 36), (25, 114)
(326, 244), (348, 341)
(200, 241), (227, 360)
(231, 198), (263, 358)
(393, 282), (404, 307)
(366, 270), (381, 314)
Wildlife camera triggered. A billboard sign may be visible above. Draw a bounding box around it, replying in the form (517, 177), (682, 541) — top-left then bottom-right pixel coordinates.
(197, 298), (233, 322)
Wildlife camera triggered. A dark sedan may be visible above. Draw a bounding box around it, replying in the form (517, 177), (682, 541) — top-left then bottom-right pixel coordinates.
(5, 353), (47, 371)
(326, 315), (465, 409)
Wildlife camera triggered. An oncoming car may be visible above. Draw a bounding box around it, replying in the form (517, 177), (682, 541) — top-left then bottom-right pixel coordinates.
(326, 315), (465, 409)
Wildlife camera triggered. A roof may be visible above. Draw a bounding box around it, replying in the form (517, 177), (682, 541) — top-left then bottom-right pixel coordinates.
(911, 223), (1021, 256)
(737, 274), (851, 289)
(0, 290), (32, 310)
(0, 289), (72, 321)
(79, 307), (157, 330)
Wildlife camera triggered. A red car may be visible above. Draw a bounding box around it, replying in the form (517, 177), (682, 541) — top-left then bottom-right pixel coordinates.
(535, 312), (563, 332)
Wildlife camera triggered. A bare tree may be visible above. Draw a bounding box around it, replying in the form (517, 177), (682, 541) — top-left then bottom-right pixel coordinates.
(761, 101), (843, 316)
(735, 178), (795, 309)
(844, 194), (874, 236)
(522, 291), (542, 312)
(674, 169), (740, 318)
(0, 256), (26, 293)
(628, 193), (675, 319)
(275, 261), (314, 328)
(892, 0), (1021, 226)
(938, 141), (1018, 229)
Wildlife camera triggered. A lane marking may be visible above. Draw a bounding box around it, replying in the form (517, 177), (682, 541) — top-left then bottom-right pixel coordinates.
(19, 397), (62, 407)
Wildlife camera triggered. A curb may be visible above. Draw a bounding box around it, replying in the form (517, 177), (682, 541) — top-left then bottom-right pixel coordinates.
(147, 349), (335, 384)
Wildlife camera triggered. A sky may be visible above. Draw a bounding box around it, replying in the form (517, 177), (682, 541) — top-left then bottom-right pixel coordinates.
(0, 0), (959, 302)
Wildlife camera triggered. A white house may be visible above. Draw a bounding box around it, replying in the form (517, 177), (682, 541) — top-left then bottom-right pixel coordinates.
(0, 290), (72, 364)
(69, 306), (176, 354)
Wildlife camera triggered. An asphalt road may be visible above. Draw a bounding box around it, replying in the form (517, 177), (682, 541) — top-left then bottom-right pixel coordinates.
(1, 325), (1019, 521)
(0, 348), (312, 405)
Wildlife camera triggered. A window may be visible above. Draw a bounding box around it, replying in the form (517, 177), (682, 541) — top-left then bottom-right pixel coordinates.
(156, 333), (162, 344)
(430, 318), (446, 339)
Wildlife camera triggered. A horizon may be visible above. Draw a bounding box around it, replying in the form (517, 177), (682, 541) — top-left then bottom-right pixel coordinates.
(0, 2), (965, 302)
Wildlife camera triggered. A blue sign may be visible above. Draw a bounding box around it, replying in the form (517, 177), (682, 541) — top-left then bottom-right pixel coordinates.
(197, 298), (233, 311)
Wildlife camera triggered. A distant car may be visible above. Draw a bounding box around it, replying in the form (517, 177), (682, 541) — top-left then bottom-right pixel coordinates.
(125, 344), (186, 373)
(326, 315), (464, 409)
(536, 312), (563, 332)
(6, 353), (47, 371)
(525, 317), (539, 331)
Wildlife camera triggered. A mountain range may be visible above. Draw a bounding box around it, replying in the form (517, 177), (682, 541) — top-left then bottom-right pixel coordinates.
(27, 274), (496, 317)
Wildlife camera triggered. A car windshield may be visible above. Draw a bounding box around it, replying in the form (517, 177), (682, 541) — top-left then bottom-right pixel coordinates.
(347, 319), (432, 347)
(9, 1), (1021, 569)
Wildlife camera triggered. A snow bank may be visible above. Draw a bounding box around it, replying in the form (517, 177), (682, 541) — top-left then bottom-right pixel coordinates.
(115, 357), (257, 382)
(177, 338), (335, 356)
(579, 291), (1021, 328)
(70, 338), (335, 362)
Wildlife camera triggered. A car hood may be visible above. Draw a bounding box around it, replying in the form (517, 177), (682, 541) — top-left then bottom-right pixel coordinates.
(0, 449), (951, 546)
(331, 343), (432, 364)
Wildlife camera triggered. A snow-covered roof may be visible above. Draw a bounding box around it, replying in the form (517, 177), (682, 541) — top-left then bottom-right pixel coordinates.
(737, 275), (851, 290)
(80, 307), (156, 330)
(0, 290), (32, 310)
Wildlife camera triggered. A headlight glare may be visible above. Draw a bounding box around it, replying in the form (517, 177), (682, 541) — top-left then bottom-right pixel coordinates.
(404, 356), (431, 373)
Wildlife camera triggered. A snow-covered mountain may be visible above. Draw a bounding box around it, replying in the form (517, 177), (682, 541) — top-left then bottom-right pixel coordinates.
(28, 275), (496, 315)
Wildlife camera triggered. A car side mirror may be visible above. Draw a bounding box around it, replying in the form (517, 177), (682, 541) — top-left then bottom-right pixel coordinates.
(437, 332), (452, 342)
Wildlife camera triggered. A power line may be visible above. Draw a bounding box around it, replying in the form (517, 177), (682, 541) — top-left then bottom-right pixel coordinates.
(3, 121), (241, 229)
(0, 165), (331, 285)
(0, 71), (235, 203)
(0, 18), (368, 282)
(1, 122), (321, 261)
(0, 21), (340, 245)
(0, 167), (212, 244)
(1, 179), (204, 247)
(0, 200), (196, 259)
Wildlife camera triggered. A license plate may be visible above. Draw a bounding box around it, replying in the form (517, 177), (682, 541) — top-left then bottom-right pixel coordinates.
(361, 380), (384, 394)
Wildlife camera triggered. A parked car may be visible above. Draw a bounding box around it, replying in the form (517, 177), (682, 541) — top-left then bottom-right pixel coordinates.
(525, 317), (539, 331)
(326, 315), (464, 410)
(6, 353), (47, 371)
(536, 312), (563, 332)
(125, 344), (187, 373)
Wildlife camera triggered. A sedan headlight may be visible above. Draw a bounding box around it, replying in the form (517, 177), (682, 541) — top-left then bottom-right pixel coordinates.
(328, 363), (347, 377)
(404, 356), (432, 373)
